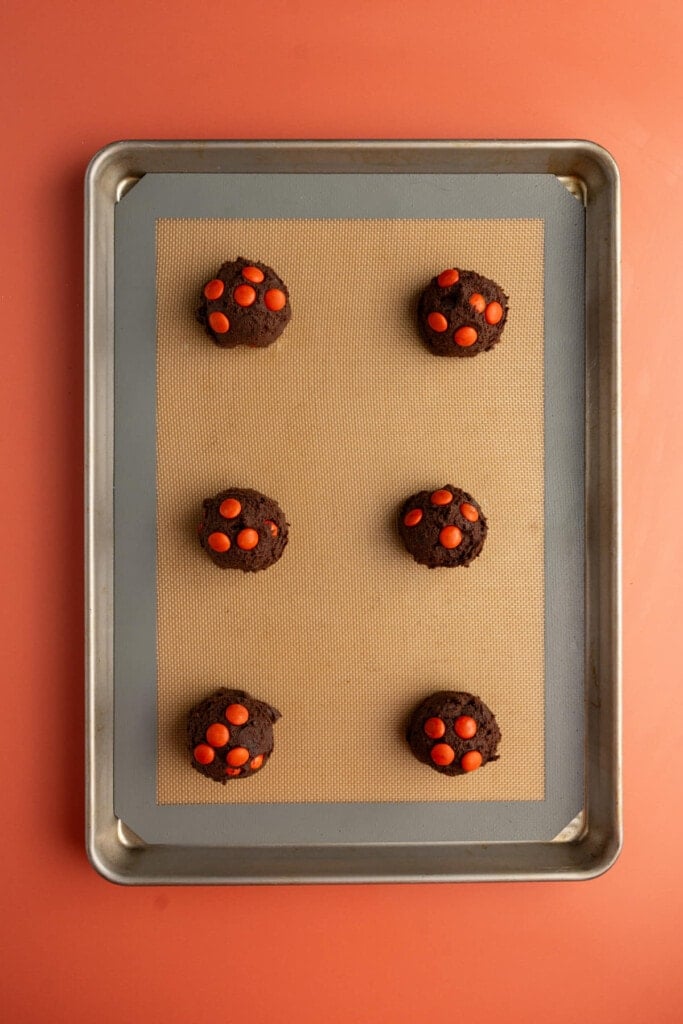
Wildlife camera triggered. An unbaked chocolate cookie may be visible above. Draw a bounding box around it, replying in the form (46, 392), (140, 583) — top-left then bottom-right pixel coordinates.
(398, 485), (487, 568)
(417, 267), (508, 357)
(188, 688), (281, 783)
(407, 691), (501, 776)
(198, 487), (289, 572)
(196, 257), (291, 348)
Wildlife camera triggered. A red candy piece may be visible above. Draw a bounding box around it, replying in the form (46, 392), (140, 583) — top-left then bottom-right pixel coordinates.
(265, 519), (278, 537)
(461, 750), (483, 772)
(439, 525), (463, 549)
(430, 489), (453, 506)
(219, 497), (241, 519)
(236, 528), (259, 551)
(225, 704), (249, 726)
(427, 312), (448, 333)
(204, 279), (225, 301)
(234, 284), (257, 307)
(459, 502), (479, 523)
(193, 744), (215, 765)
(485, 301), (503, 325)
(264, 288), (286, 311)
(468, 293), (486, 313)
(403, 508), (423, 527)
(424, 717), (446, 739)
(206, 723), (230, 748)
(227, 747), (250, 767)
(250, 755), (264, 770)
(208, 311), (230, 334)
(437, 269), (459, 287)
(225, 767), (242, 777)
(454, 326), (477, 347)
(207, 532), (230, 553)
(431, 743), (455, 766)
(242, 266), (265, 283)
(454, 715), (478, 739)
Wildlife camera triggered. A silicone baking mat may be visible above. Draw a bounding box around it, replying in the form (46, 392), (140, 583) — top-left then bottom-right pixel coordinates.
(155, 216), (544, 805)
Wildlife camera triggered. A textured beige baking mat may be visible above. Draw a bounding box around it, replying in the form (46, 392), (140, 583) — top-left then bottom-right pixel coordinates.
(156, 217), (544, 805)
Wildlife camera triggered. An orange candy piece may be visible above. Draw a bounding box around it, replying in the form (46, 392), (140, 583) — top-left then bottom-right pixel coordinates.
(265, 519), (278, 537)
(208, 311), (230, 333)
(454, 715), (478, 739)
(461, 750), (483, 772)
(207, 531), (230, 553)
(427, 312), (448, 333)
(264, 288), (286, 311)
(219, 497), (241, 519)
(439, 525), (463, 549)
(468, 293), (486, 313)
(193, 743), (215, 765)
(225, 704), (249, 726)
(206, 723), (230, 747)
(423, 717), (446, 739)
(454, 326), (478, 347)
(459, 502), (479, 523)
(203, 279), (225, 301)
(227, 746), (250, 767)
(431, 743), (455, 766)
(430, 489), (453, 506)
(403, 508), (423, 527)
(250, 755), (264, 771)
(437, 269), (459, 287)
(236, 528), (259, 550)
(485, 301), (503, 325)
(225, 767), (242, 777)
(234, 284), (257, 307)
(242, 266), (265, 283)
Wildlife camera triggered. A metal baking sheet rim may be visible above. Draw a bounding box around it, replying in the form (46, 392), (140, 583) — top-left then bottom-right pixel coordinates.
(85, 139), (621, 885)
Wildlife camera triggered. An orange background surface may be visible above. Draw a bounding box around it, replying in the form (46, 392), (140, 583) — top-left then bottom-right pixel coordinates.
(1, 1), (682, 1021)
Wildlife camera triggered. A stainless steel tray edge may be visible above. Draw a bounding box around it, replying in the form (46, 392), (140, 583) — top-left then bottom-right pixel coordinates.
(85, 139), (621, 884)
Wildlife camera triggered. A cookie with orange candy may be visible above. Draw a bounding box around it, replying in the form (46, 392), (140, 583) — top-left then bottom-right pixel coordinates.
(417, 267), (508, 357)
(398, 485), (487, 568)
(407, 691), (501, 776)
(196, 257), (291, 348)
(198, 487), (289, 572)
(188, 688), (281, 783)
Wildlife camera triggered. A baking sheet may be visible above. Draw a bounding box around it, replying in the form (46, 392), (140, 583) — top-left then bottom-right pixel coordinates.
(111, 171), (585, 846)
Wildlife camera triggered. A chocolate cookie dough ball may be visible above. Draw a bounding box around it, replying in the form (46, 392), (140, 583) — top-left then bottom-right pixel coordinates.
(417, 267), (508, 357)
(188, 688), (281, 783)
(398, 485), (487, 568)
(407, 691), (501, 776)
(198, 487), (288, 572)
(196, 257), (291, 348)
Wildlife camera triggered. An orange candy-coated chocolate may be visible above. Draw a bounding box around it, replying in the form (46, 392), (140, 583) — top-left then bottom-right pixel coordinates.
(225, 767), (242, 777)
(454, 715), (478, 739)
(454, 326), (478, 347)
(227, 746), (250, 767)
(206, 723), (230, 747)
(461, 750), (483, 772)
(250, 755), (264, 770)
(219, 497), (241, 519)
(430, 489), (453, 506)
(203, 279), (225, 301)
(485, 301), (503, 325)
(437, 269), (459, 287)
(430, 743), (455, 766)
(242, 266), (265, 283)
(459, 502), (479, 523)
(207, 531), (230, 553)
(265, 519), (278, 537)
(468, 293), (486, 313)
(193, 743), (215, 765)
(423, 717), (446, 739)
(225, 704), (249, 726)
(208, 311), (230, 333)
(264, 288), (286, 311)
(236, 528), (259, 551)
(403, 508), (423, 527)
(233, 284), (257, 307)
(427, 311), (448, 333)
(439, 525), (463, 549)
